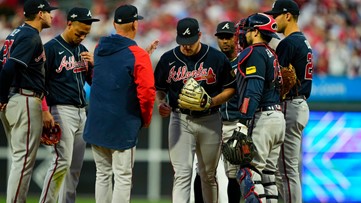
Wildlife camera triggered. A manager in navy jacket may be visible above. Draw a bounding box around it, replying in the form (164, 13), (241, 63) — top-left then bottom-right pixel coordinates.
(83, 5), (156, 203)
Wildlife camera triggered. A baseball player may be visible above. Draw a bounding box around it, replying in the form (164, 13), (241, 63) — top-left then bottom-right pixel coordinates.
(265, 1), (313, 202)
(235, 13), (285, 203)
(193, 21), (241, 203)
(40, 7), (99, 203)
(154, 17), (236, 203)
(83, 5), (156, 203)
(0, 0), (57, 202)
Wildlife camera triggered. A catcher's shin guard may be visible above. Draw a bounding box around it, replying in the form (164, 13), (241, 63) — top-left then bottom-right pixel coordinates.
(262, 170), (278, 203)
(237, 168), (265, 203)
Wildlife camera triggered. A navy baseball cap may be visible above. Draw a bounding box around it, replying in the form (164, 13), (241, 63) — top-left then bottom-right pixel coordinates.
(215, 21), (236, 36)
(67, 7), (100, 23)
(114, 4), (144, 24)
(24, 0), (57, 15)
(176, 17), (200, 45)
(265, 0), (300, 15)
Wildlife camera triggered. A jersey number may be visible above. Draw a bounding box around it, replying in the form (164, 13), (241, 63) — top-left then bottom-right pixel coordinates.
(305, 52), (313, 80)
(2, 39), (14, 65)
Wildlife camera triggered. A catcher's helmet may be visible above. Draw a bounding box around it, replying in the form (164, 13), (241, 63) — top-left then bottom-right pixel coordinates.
(238, 13), (278, 47)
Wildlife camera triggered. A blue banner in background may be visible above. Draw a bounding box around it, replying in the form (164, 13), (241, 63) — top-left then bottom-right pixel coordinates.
(309, 76), (361, 102)
(303, 111), (361, 203)
(85, 76), (361, 102)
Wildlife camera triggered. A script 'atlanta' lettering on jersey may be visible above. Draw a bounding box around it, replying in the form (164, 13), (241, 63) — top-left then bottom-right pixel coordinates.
(56, 55), (88, 73)
(166, 62), (216, 84)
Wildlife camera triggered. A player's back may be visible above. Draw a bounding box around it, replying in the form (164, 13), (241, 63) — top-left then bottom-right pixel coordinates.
(276, 32), (313, 98)
(2, 23), (46, 92)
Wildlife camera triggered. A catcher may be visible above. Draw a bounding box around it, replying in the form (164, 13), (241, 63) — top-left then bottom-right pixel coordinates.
(233, 13), (286, 203)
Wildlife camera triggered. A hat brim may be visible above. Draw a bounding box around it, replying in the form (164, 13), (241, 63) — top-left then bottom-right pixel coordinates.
(114, 15), (144, 24)
(264, 10), (282, 15)
(176, 34), (199, 45)
(45, 6), (58, 12)
(215, 31), (235, 36)
(72, 18), (100, 22)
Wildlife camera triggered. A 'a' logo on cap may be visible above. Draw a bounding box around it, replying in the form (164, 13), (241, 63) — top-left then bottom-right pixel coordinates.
(38, 4), (45, 9)
(182, 28), (191, 36)
(222, 23), (230, 30)
(70, 14), (77, 19)
(87, 11), (92, 17)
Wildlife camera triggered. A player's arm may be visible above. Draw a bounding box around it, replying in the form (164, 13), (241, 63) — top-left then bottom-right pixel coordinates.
(133, 48), (156, 128)
(210, 87), (235, 107)
(42, 43), (55, 128)
(154, 55), (172, 117)
(0, 59), (18, 104)
(42, 100), (54, 128)
(210, 53), (237, 107)
(156, 90), (172, 118)
(80, 50), (94, 85)
(236, 50), (265, 120)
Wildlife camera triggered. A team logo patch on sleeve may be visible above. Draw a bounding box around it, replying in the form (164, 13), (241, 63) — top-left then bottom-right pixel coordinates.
(246, 66), (256, 75)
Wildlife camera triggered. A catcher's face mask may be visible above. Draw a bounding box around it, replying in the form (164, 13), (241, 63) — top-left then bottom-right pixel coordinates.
(237, 18), (249, 49)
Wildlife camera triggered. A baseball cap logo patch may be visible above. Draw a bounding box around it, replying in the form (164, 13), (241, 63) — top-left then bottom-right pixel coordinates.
(215, 21), (235, 36)
(222, 23), (230, 30)
(70, 14), (77, 19)
(87, 11), (92, 17)
(182, 28), (191, 36)
(38, 4), (45, 9)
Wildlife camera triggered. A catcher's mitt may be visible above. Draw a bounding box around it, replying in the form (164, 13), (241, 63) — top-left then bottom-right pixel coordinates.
(280, 64), (298, 100)
(178, 78), (212, 111)
(41, 123), (62, 146)
(222, 124), (256, 165)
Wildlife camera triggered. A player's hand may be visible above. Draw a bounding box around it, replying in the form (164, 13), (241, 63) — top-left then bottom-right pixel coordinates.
(80, 51), (94, 67)
(158, 102), (171, 118)
(145, 40), (159, 55)
(0, 103), (7, 111)
(42, 110), (55, 129)
(236, 122), (248, 134)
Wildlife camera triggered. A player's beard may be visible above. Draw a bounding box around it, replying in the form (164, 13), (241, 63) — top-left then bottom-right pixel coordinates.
(180, 42), (201, 56)
(42, 20), (51, 29)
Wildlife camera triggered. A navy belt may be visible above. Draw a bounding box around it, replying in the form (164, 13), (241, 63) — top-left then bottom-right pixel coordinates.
(10, 87), (45, 100)
(256, 104), (282, 113)
(284, 95), (306, 100)
(174, 108), (219, 117)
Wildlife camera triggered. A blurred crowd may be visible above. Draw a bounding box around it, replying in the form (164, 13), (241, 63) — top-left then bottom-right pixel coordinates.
(0, 0), (361, 77)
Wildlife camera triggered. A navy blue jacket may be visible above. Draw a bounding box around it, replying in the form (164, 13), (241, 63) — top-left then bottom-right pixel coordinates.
(83, 34), (155, 150)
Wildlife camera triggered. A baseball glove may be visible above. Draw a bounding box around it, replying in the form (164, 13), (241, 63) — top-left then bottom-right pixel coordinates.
(222, 124), (256, 165)
(41, 123), (62, 146)
(280, 64), (298, 100)
(178, 78), (212, 111)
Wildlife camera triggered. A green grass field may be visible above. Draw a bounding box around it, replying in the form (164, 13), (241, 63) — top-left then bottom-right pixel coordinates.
(0, 195), (172, 203)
